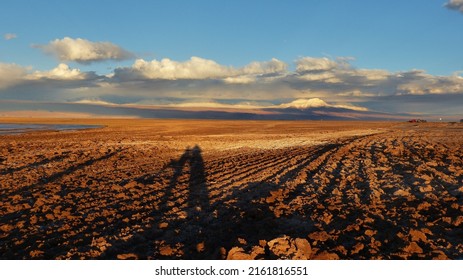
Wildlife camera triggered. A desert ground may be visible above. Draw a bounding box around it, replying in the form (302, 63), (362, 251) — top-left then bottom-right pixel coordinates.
(0, 118), (462, 260)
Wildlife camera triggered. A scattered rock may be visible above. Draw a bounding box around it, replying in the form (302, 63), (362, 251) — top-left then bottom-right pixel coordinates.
(250, 246), (266, 259)
(454, 216), (463, 226)
(226, 247), (252, 260)
(313, 251), (340, 260)
(294, 238), (312, 258)
(196, 242), (205, 253)
(417, 202), (432, 211)
(410, 229), (427, 242)
(351, 243), (364, 254)
(267, 236), (312, 260)
(159, 245), (175, 257)
(419, 185), (433, 193)
(268, 236), (293, 259)
(404, 242), (423, 254)
(29, 250), (44, 258)
(117, 253), (138, 260)
(394, 189), (410, 197)
(308, 231), (330, 242)
(158, 222), (169, 229)
(124, 181), (138, 188)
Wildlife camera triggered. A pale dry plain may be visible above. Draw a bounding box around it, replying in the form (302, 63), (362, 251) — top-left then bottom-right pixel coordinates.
(0, 118), (462, 259)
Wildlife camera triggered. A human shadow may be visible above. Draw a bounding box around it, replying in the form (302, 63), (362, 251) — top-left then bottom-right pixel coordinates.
(102, 144), (307, 259)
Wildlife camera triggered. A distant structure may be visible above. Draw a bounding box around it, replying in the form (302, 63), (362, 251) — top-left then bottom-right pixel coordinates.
(460, 119), (463, 123)
(408, 119), (427, 123)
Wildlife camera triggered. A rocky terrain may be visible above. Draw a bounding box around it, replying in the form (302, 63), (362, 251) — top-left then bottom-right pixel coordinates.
(0, 119), (462, 259)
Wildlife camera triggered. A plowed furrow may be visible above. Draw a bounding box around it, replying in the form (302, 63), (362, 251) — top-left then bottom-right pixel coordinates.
(205, 147), (308, 185)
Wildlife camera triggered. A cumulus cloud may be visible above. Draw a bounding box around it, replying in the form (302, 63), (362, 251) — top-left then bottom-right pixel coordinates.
(241, 58), (287, 75)
(445, 0), (463, 13)
(35, 37), (134, 64)
(4, 33), (17, 40)
(126, 57), (232, 80)
(396, 71), (463, 95)
(296, 57), (344, 72)
(0, 63), (28, 89)
(29, 63), (95, 80)
(104, 56), (463, 115)
(290, 56), (463, 98)
(114, 56), (287, 84)
(1, 55), (463, 115)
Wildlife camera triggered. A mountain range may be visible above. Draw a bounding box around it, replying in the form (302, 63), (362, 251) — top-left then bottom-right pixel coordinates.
(0, 98), (420, 121)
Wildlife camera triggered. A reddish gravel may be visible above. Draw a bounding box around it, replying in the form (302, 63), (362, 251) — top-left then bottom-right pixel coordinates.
(0, 119), (462, 259)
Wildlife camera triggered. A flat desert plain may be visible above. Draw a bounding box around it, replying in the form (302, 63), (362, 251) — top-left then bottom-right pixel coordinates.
(0, 119), (462, 259)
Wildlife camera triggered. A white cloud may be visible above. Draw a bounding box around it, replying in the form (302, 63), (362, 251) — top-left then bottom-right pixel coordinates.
(223, 76), (257, 84)
(397, 71), (463, 95)
(35, 37), (134, 64)
(1, 55), (463, 115)
(0, 63), (27, 89)
(115, 56), (287, 83)
(296, 57), (341, 72)
(129, 56), (232, 80)
(4, 33), (17, 40)
(295, 57), (389, 84)
(298, 72), (341, 83)
(446, 0), (463, 13)
(291, 56), (463, 98)
(72, 99), (117, 106)
(29, 63), (92, 80)
(352, 69), (390, 81)
(241, 58), (287, 75)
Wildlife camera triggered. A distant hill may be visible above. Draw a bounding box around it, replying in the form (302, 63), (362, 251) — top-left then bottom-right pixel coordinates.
(0, 99), (416, 121)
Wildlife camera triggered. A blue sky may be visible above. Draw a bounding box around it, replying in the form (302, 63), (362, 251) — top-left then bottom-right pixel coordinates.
(1, 0), (463, 117)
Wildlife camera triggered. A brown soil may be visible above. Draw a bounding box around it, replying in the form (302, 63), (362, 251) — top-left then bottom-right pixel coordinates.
(0, 119), (462, 259)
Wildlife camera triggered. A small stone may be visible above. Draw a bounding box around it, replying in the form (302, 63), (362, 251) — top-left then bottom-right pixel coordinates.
(250, 246), (266, 259)
(196, 242), (205, 253)
(432, 250), (449, 260)
(34, 199), (45, 208)
(308, 231), (330, 242)
(237, 238), (247, 245)
(351, 243), (365, 254)
(30, 216), (38, 225)
(0, 224), (14, 232)
(158, 222), (168, 229)
(30, 250), (44, 258)
(226, 247), (252, 260)
(454, 216), (463, 226)
(268, 236), (293, 258)
(417, 202), (432, 211)
(219, 247), (227, 259)
(313, 251), (340, 260)
(419, 185), (433, 193)
(117, 253), (138, 260)
(404, 242), (423, 254)
(294, 238), (312, 258)
(159, 245), (174, 256)
(394, 189), (410, 197)
(410, 229), (427, 242)
(124, 181), (138, 188)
